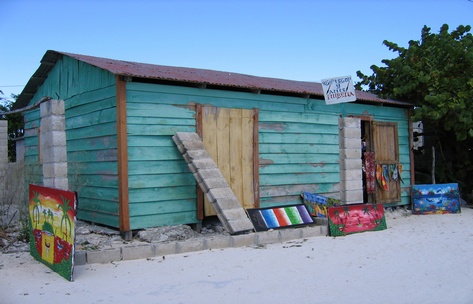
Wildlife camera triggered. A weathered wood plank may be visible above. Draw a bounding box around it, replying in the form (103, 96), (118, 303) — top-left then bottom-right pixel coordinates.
(259, 111), (338, 125)
(260, 172), (340, 186)
(66, 98), (116, 120)
(259, 143), (339, 154)
(77, 210), (119, 228)
(68, 149), (118, 162)
(74, 173), (118, 188)
(259, 153), (340, 165)
(229, 108), (243, 206)
(67, 161), (118, 176)
(128, 160), (188, 175)
(65, 86), (116, 109)
(259, 133), (339, 144)
(241, 109), (255, 210)
(259, 163), (340, 174)
(127, 146), (182, 161)
(127, 103), (195, 118)
(259, 196), (303, 208)
(67, 136), (117, 152)
(66, 107), (116, 128)
(259, 184), (339, 198)
(129, 211), (197, 230)
(129, 199), (196, 217)
(128, 173), (195, 188)
(127, 124), (195, 136)
(75, 186), (119, 202)
(259, 122), (339, 134)
(127, 135), (174, 147)
(67, 122), (117, 140)
(129, 186), (196, 203)
(127, 116), (195, 126)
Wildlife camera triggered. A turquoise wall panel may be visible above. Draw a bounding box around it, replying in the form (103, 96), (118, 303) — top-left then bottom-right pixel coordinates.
(23, 57), (119, 228)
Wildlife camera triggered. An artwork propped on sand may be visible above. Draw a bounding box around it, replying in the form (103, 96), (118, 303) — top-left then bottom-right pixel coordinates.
(28, 184), (77, 281)
(247, 204), (314, 232)
(411, 183), (461, 215)
(301, 192), (341, 218)
(327, 204), (387, 237)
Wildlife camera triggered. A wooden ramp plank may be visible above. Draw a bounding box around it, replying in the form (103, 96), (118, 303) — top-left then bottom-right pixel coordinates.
(173, 132), (254, 234)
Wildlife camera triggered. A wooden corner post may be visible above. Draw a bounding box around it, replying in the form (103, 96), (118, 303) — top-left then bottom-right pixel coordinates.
(116, 75), (131, 240)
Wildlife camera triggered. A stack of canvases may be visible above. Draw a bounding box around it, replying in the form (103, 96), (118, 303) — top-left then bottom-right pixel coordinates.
(301, 192), (387, 237)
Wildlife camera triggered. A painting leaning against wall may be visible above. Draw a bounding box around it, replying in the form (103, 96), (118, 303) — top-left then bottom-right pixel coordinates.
(28, 184), (77, 281)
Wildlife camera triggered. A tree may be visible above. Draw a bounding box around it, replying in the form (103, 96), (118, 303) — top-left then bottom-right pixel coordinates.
(0, 91), (24, 162)
(356, 24), (473, 197)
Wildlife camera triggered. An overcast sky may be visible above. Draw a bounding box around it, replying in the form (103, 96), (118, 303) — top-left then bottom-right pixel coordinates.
(1, 0), (472, 101)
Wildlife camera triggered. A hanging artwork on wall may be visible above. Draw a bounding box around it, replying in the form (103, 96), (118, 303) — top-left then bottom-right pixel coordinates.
(247, 204), (314, 232)
(28, 184), (77, 281)
(411, 183), (460, 215)
(327, 204), (387, 237)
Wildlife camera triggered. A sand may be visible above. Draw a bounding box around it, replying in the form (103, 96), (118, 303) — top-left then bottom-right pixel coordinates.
(1, 208), (473, 304)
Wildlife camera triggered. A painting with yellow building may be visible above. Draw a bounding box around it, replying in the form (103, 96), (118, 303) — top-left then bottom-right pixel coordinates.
(29, 184), (77, 281)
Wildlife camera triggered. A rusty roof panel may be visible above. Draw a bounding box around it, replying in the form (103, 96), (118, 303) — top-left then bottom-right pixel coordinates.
(15, 50), (413, 108)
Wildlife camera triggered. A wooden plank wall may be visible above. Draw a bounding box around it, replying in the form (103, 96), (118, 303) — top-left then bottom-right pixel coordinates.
(24, 56), (120, 227)
(125, 82), (411, 229)
(24, 64), (412, 230)
(126, 84), (198, 229)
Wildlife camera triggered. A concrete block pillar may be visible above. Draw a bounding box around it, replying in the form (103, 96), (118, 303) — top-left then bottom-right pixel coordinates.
(339, 117), (363, 204)
(40, 100), (68, 190)
(0, 120), (7, 201)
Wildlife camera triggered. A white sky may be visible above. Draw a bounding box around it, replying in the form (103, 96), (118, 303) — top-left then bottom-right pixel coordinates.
(1, 0), (472, 101)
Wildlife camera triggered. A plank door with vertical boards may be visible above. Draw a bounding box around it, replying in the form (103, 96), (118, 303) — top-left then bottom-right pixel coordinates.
(373, 121), (401, 203)
(200, 106), (259, 216)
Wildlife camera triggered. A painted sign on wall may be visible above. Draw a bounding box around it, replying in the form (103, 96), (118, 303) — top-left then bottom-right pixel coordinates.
(29, 184), (77, 281)
(321, 75), (357, 105)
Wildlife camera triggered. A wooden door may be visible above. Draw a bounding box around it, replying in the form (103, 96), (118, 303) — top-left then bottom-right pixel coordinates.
(199, 106), (259, 216)
(373, 121), (401, 203)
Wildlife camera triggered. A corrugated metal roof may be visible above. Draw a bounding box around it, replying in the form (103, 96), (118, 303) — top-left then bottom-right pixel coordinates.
(15, 50), (413, 109)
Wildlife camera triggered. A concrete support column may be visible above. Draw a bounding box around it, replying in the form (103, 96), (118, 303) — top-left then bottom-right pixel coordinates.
(0, 120), (7, 202)
(40, 100), (68, 190)
(339, 117), (363, 204)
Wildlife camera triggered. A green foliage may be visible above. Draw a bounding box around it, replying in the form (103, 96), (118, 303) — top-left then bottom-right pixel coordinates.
(356, 24), (473, 196)
(357, 24), (473, 140)
(0, 92), (23, 162)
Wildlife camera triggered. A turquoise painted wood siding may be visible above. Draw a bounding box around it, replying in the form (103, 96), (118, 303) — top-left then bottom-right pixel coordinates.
(66, 86), (119, 227)
(23, 110), (43, 185)
(125, 82), (411, 229)
(22, 58), (411, 231)
(125, 101), (198, 230)
(24, 56), (119, 227)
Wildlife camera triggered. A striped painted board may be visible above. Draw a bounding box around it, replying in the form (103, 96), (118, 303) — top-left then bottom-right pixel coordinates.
(247, 204), (314, 232)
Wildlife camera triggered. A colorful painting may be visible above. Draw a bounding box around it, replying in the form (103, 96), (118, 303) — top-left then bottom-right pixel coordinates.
(247, 204), (314, 232)
(327, 204), (387, 237)
(301, 192), (340, 218)
(411, 183), (461, 215)
(28, 184), (77, 281)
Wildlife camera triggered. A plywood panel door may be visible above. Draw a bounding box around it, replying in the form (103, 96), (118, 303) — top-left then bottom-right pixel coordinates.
(201, 106), (259, 216)
(373, 121), (401, 203)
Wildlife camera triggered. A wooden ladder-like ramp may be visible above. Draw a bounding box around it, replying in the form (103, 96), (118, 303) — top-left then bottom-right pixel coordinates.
(172, 132), (254, 235)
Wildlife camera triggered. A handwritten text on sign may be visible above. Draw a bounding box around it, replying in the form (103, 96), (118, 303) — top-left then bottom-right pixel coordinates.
(321, 76), (357, 105)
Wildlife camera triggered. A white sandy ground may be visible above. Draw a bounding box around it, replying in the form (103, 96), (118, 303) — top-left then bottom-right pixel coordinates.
(1, 208), (473, 304)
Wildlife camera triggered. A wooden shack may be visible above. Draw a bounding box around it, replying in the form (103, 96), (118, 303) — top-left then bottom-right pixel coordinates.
(15, 50), (414, 235)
